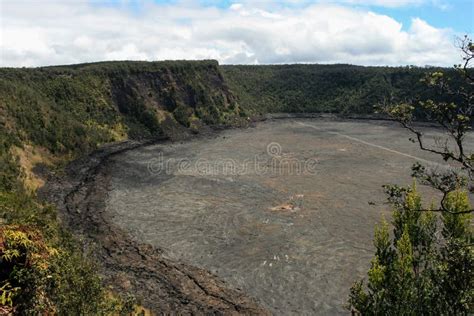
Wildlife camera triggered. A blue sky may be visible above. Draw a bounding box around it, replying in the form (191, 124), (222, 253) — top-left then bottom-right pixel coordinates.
(100, 0), (473, 32)
(369, 1), (473, 33)
(1, 0), (473, 66)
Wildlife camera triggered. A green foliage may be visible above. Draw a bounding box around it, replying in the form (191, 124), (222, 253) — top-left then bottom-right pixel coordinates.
(0, 282), (20, 307)
(0, 191), (134, 314)
(442, 190), (472, 240)
(383, 49), (472, 171)
(46, 245), (123, 315)
(349, 184), (473, 315)
(222, 64), (446, 115)
(373, 217), (393, 266)
(0, 129), (22, 192)
(173, 103), (195, 127)
(0, 149), (20, 193)
(0, 60), (242, 158)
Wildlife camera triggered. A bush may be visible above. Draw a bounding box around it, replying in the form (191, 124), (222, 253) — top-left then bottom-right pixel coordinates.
(0, 192), (132, 314)
(348, 184), (473, 314)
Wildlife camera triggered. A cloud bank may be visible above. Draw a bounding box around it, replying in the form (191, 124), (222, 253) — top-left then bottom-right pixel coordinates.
(0, 0), (460, 67)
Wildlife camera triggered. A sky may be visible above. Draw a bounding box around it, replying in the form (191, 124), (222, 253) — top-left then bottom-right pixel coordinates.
(0, 0), (473, 67)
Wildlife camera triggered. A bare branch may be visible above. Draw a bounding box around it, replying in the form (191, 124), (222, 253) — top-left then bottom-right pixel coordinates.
(415, 208), (473, 215)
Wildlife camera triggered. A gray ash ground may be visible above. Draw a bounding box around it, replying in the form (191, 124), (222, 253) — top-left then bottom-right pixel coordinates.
(105, 118), (472, 315)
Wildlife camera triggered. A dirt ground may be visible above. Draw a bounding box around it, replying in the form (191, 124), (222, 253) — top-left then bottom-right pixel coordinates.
(105, 118), (473, 315)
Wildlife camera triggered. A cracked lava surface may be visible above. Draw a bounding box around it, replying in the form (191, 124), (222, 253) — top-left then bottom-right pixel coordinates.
(105, 119), (471, 315)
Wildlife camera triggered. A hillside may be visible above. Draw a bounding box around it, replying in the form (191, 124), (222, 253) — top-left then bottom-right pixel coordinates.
(222, 64), (446, 115)
(0, 60), (247, 191)
(0, 60), (248, 314)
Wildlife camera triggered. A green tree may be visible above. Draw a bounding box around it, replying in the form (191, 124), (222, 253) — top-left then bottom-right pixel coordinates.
(349, 36), (474, 314)
(349, 186), (472, 315)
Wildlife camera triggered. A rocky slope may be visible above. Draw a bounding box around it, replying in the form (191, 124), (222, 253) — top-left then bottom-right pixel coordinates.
(38, 136), (268, 314)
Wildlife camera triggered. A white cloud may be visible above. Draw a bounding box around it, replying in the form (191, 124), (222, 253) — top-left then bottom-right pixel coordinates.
(327, 0), (425, 8)
(223, 0), (445, 9)
(0, 0), (460, 67)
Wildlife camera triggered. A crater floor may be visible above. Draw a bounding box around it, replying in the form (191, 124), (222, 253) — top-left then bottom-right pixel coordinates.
(105, 119), (470, 315)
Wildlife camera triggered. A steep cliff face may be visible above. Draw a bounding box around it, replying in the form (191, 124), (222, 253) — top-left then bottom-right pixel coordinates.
(107, 61), (243, 137)
(0, 60), (245, 190)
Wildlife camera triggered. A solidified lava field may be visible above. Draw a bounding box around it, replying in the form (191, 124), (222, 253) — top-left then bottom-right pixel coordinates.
(105, 118), (471, 315)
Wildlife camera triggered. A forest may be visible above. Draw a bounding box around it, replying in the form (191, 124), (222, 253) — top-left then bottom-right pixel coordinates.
(222, 64), (454, 115)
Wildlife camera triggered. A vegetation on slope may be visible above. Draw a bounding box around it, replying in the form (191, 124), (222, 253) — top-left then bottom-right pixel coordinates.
(222, 64), (455, 115)
(0, 192), (136, 314)
(0, 60), (243, 159)
(0, 60), (244, 313)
